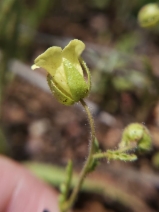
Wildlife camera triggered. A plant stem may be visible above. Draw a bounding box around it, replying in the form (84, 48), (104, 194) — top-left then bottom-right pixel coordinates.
(93, 145), (137, 160)
(61, 99), (96, 212)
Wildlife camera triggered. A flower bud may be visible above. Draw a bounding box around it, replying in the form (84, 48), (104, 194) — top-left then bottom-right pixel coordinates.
(138, 3), (159, 28)
(119, 123), (152, 152)
(32, 39), (91, 105)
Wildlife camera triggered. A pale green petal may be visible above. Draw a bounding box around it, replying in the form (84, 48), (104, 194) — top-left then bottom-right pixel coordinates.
(62, 39), (85, 75)
(53, 66), (72, 97)
(31, 64), (40, 70)
(33, 46), (71, 95)
(34, 47), (62, 76)
(47, 74), (75, 106)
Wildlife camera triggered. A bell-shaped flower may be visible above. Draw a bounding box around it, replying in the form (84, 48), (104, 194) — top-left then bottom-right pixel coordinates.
(31, 39), (91, 105)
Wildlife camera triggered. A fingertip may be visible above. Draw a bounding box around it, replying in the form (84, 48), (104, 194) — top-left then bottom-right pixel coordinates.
(0, 156), (59, 212)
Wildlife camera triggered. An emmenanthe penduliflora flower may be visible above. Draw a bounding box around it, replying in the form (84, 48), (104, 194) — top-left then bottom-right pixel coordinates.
(32, 39), (91, 105)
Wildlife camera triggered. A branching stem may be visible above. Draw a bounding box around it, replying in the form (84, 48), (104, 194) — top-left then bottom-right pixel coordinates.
(61, 99), (95, 212)
(93, 145), (137, 160)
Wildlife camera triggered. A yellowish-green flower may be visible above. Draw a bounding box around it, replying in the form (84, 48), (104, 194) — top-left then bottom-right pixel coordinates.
(32, 39), (91, 105)
(138, 3), (159, 28)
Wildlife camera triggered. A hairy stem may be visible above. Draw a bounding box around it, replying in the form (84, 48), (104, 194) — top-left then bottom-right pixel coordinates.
(61, 99), (95, 212)
(93, 145), (137, 160)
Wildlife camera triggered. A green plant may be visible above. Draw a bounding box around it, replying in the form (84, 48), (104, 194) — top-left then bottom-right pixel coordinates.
(32, 39), (152, 212)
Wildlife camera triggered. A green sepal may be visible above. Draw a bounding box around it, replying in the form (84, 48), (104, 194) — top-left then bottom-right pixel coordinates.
(79, 57), (91, 92)
(47, 74), (75, 106)
(63, 58), (89, 101)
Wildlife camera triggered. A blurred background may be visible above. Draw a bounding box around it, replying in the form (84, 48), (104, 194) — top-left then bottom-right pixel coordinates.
(1, 0), (159, 211)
